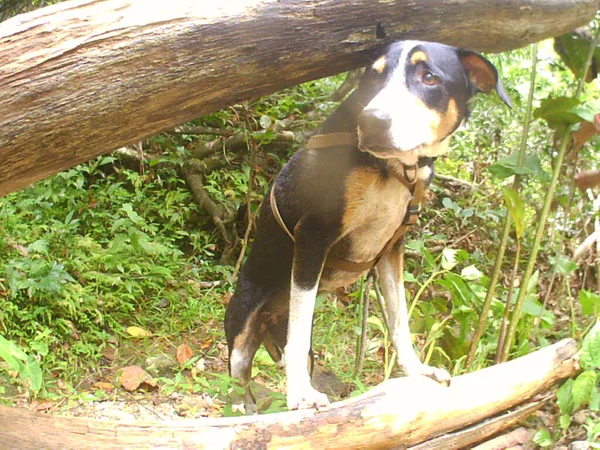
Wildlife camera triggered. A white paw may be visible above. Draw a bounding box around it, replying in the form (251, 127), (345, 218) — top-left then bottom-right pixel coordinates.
(287, 386), (330, 411)
(401, 362), (451, 386)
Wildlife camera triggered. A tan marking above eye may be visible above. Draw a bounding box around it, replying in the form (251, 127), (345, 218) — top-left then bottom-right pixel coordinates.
(410, 51), (428, 65)
(372, 56), (387, 73)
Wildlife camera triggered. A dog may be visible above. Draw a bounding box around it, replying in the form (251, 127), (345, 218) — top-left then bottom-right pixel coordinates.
(225, 40), (512, 412)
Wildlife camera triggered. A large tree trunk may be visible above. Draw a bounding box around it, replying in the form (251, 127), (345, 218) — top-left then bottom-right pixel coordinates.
(0, 339), (580, 449)
(0, 0), (597, 197)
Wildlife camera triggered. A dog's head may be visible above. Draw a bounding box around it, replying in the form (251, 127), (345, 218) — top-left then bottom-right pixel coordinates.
(357, 41), (512, 165)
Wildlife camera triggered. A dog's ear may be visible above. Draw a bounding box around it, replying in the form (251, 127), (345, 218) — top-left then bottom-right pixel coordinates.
(458, 50), (513, 108)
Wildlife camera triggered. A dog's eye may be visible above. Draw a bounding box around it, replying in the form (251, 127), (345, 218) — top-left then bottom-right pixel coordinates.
(421, 71), (440, 86)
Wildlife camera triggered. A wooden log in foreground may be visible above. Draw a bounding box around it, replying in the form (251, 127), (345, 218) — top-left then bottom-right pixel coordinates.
(1, 0), (598, 197)
(0, 339), (579, 449)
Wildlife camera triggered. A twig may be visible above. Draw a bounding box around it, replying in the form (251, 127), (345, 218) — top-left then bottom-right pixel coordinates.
(197, 280), (225, 288)
(373, 272), (390, 331)
(328, 69), (362, 102)
(182, 160), (231, 246)
(171, 125), (235, 136)
(355, 274), (373, 377)
(191, 130), (299, 160)
(495, 240), (521, 363)
(232, 110), (260, 280)
(435, 173), (474, 190)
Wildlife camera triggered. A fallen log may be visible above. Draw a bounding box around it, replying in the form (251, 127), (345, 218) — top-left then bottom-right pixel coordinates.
(1, 0), (598, 197)
(0, 339), (579, 449)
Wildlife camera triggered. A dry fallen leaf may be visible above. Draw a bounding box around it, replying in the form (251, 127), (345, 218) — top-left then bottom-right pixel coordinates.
(30, 400), (54, 412)
(573, 117), (600, 150)
(120, 365), (157, 392)
(199, 338), (213, 350)
(177, 344), (193, 364)
(126, 326), (153, 338)
(93, 381), (115, 392)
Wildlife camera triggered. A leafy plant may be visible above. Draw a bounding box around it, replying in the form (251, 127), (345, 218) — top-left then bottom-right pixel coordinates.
(557, 321), (600, 431)
(0, 335), (43, 395)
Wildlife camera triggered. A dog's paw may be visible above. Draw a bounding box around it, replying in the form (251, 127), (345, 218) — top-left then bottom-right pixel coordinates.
(401, 362), (451, 386)
(287, 387), (330, 411)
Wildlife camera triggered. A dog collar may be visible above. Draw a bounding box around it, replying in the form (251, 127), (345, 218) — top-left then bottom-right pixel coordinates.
(306, 132), (358, 149)
(307, 132), (436, 183)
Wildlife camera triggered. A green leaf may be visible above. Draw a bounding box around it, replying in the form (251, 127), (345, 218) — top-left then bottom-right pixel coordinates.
(259, 115), (272, 129)
(460, 265), (483, 281)
(441, 248), (458, 270)
(488, 152), (545, 179)
(367, 316), (386, 334)
(533, 96), (584, 129)
(559, 414), (572, 431)
(28, 239), (48, 255)
(404, 271), (418, 283)
(532, 428), (553, 447)
(442, 197), (459, 212)
(0, 335), (27, 372)
(553, 256), (579, 275)
(0, 336), (43, 393)
(522, 296), (555, 326)
(555, 32), (600, 80)
(572, 371), (597, 410)
(579, 290), (600, 317)
(502, 187), (525, 239)
(21, 355), (43, 393)
(580, 320), (600, 371)
(557, 378), (574, 415)
(121, 203), (146, 226)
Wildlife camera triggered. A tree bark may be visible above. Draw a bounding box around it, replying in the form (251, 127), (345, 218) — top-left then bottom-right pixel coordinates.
(0, 339), (580, 449)
(0, 0), (598, 196)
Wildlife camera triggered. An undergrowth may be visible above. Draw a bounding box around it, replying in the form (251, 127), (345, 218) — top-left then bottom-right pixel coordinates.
(0, 33), (598, 444)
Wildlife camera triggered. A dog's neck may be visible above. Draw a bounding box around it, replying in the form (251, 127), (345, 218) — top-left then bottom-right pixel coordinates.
(320, 90), (364, 134)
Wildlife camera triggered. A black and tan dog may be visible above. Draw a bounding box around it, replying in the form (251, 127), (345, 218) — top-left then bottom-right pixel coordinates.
(225, 40), (511, 411)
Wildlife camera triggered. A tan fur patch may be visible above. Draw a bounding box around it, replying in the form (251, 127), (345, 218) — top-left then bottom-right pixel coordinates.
(410, 51), (428, 65)
(342, 167), (382, 229)
(437, 98), (459, 139)
(232, 309), (260, 351)
(372, 56), (387, 73)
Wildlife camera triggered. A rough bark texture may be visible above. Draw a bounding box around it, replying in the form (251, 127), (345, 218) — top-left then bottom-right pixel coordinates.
(0, 339), (579, 449)
(1, 0), (598, 196)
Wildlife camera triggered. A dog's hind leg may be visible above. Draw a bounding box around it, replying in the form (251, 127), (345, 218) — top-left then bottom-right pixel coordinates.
(376, 240), (451, 385)
(225, 296), (265, 414)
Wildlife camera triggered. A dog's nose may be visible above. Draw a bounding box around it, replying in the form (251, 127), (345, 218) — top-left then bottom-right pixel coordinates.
(358, 109), (392, 134)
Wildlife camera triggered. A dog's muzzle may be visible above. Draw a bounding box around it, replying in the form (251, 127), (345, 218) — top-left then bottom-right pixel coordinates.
(357, 108), (424, 158)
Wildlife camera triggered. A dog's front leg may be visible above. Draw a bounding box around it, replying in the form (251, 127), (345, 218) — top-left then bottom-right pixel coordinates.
(285, 218), (332, 410)
(376, 241), (451, 385)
